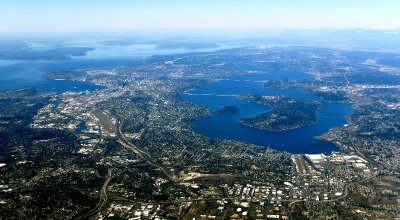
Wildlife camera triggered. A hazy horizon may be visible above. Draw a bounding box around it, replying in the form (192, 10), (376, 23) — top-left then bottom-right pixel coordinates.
(1, 0), (400, 34)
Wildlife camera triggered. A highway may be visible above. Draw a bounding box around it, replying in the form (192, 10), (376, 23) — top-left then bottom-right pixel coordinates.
(116, 120), (150, 159)
(85, 116), (386, 219)
(74, 169), (113, 220)
(116, 119), (174, 182)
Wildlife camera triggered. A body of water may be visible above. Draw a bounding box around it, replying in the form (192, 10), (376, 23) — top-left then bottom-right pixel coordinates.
(1, 45), (353, 154)
(0, 41), (226, 92)
(0, 58), (143, 92)
(182, 68), (353, 154)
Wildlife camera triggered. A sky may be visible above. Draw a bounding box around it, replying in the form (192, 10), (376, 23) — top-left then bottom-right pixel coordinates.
(1, 0), (400, 33)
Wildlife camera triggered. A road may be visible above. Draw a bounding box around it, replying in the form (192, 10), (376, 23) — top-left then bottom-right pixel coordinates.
(288, 174), (374, 219)
(116, 119), (174, 182)
(114, 117), (387, 219)
(288, 142), (384, 220)
(116, 120), (150, 159)
(74, 169), (113, 220)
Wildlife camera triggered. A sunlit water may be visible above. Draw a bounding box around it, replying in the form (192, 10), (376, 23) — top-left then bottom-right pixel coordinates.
(182, 66), (353, 154)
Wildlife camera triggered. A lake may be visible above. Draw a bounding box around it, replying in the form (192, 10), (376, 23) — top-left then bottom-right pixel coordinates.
(182, 68), (353, 154)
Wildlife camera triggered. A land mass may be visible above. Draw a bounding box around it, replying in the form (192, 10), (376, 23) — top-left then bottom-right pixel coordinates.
(239, 95), (320, 132)
(0, 41), (94, 61)
(217, 105), (239, 114)
(1, 45), (400, 219)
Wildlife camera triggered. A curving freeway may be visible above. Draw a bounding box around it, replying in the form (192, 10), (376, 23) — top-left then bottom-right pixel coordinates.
(116, 119), (174, 182)
(74, 169), (113, 220)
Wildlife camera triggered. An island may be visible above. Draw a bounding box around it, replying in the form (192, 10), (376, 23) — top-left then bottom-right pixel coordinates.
(217, 105), (239, 114)
(239, 95), (320, 132)
(2, 45), (400, 219)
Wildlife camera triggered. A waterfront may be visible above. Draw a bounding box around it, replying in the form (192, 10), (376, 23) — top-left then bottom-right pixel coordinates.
(183, 70), (353, 154)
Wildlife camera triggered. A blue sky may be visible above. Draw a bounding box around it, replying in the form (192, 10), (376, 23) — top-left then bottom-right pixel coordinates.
(1, 0), (400, 33)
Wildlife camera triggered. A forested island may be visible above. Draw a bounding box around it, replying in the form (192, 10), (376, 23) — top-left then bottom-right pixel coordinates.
(217, 105), (239, 114)
(239, 95), (320, 132)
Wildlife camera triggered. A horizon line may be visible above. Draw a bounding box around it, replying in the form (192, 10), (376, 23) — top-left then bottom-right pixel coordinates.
(0, 27), (399, 37)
